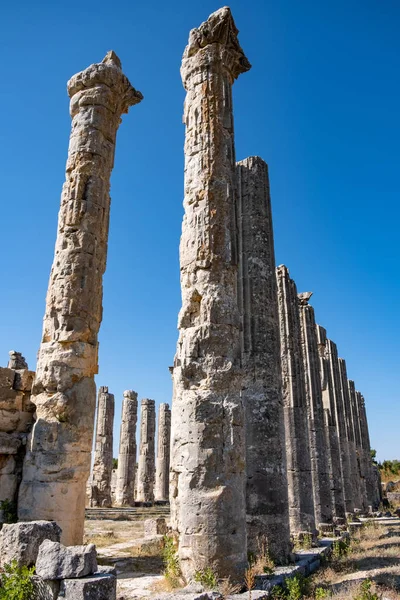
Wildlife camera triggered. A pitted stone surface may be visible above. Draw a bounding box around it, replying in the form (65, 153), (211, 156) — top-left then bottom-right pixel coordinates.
(36, 540), (97, 579)
(7, 351), (28, 370)
(18, 52), (142, 545)
(0, 520), (61, 567)
(155, 403), (171, 502)
(115, 390), (138, 506)
(275, 267), (316, 540)
(136, 398), (156, 503)
(89, 386), (114, 508)
(58, 572), (116, 599)
(235, 159), (291, 563)
(170, 7), (250, 580)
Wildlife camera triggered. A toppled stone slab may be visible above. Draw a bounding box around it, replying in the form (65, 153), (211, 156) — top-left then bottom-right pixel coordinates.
(58, 572), (116, 599)
(0, 520), (61, 567)
(36, 540), (97, 580)
(144, 517), (167, 537)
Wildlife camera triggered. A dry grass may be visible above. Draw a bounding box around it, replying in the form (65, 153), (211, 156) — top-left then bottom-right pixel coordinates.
(84, 530), (118, 547)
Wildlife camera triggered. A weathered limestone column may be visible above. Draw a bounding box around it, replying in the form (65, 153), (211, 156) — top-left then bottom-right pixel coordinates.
(18, 52), (143, 544)
(89, 386), (114, 507)
(275, 266), (315, 543)
(115, 390), (138, 506)
(316, 326), (346, 519)
(357, 394), (377, 508)
(355, 390), (368, 509)
(298, 300), (333, 526)
(136, 399), (155, 503)
(237, 161), (291, 561)
(348, 379), (365, 509)
(338, 359), (362, 511)
(155, 403), (171, 502)
(326, 340), (354, 513)
(170, 8), (250, 580)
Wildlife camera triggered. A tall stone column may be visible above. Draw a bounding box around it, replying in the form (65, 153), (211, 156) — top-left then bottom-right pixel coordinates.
(18, 52), (143, 544)
(355, 390), (368, 509)
(170, 8), (250, 580)
(155, 403), (171, 502)
(326, 340), (354, 513)
(338, 359), (362, 511)
(276, 266), (315, 542)
(348, 379), (365, 509)
(115, 390), (138, 506)
(237, 160), (290, 561)
(316, 326), (346, 519)
(357, 394), (377, 507)
(136, 398), (155, 503)
(298, 300), (333, 526)
(89, 386), (114, 507)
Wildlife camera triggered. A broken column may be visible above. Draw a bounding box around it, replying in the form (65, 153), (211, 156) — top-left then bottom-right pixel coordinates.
(276, 266), (315, 543)
(89, 387), (114, 507)
(115, 390), (138, 506)
(316, 326), (346, 519)
(136, 399), (155, 503)
(155, 403), (171, 502)
(298, 300), (333, 526)
(338, 359), (363, 511)
(18, 52), (143, 544)
(326, 340), (354, 513)
(170, 7), (250, 580)
(7, 351), (28, 370)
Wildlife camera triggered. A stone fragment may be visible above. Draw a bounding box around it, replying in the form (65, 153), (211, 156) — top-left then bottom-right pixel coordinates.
(298, 303), (332, 525)
(0, 520), (61, 567)
(144, 517), (168, 537)
(7, 351), (28, 370)
(275, 266), (316, 543)
(155, 403), (171, 502)
(18, 52), (142, 545)
(36, 540), (97, 580)
(115, 390), (138, 506)
(136, 398), (156, 503)
(89, 387), (114, 508)
(32, 577), (61, 600)
(170, 7), (250, 581)
(58, 572), (116, 599)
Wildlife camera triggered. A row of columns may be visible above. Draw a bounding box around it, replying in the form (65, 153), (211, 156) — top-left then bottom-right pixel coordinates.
(89, 392), (171, 507)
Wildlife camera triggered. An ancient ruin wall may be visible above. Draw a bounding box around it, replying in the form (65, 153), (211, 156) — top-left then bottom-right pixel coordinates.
(18, 52), (142, 544)
(89, 386), (114, 508)
(155, 403), (171, 502)
(136, 398), (156, 503)
(115, 390), (138, 506)
(276, 267), (315, 541)
(170, 7), (250, 580)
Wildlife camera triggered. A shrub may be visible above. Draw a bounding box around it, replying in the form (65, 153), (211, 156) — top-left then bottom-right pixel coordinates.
(353, 579), (379, 600)
(0, 560), (35, 600)
(285, 574), (308, 600)
(194, 567), (218, 590)
(162, 535), (182, 588)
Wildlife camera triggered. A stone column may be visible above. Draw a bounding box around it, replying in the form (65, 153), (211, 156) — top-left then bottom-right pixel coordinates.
(338, 359), (362, 511)
(275, 266), (315, 543)
(115, 390), (138, 506)
(237, 161), (291, 561)
(316, 326), (346, 519)
(348, 379), (365, 509)
(155, 403), (171, 502)
(136, 398), (155, 503)
(89, 386), (114, 507)
(326, 340), (354, 513)
(18, 52), (143, 544)
(357, 394), (377, 508)
(355, 390), (368, 509)
(170, 8), (250, 580)
(298, 301), (333, 526)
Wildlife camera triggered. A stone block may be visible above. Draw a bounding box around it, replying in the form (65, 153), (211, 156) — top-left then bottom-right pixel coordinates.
(58, 572), (116, 599)
(36, 540), (97, 579)
(0, 432), (21, 454)
(0, 520), (61, 567)
(144, 517), (167, 537)
(32, 576), (61, 600)
(13, 370), (35, 392)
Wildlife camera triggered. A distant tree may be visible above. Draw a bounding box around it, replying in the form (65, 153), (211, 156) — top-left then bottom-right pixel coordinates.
(370, 449), (377, 464)
(112, 458), (118, 470)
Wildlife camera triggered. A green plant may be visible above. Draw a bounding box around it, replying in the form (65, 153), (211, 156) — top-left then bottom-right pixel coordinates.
(353, 579), (380, 600)
(0, 560), (35, 600)
(270, 585), (287, 599)
(331, 538), (350, 560)
(112, 458), (118, 470)
(194, 567), (218, 590)
(162, 535), (182, 588)
(294, 533), (313, 551)
(0, 499), (17, 524)
(315, 587), (331, 599)
(285, 574), (307, 600)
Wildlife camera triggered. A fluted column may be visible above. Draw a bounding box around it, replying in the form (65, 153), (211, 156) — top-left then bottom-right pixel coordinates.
(299, 303), (333, 525)
(115, 390), (138, 506)
(358, 394), (378, 508)
(276, 267), (315, 542)
(89, 386), (114, 507)
(136, 398), (156, 503)
(155, 403), (171, 502)
(347, 379), (364, 509)
(170, 7), (250, 580)
(18, 52), (142, 544)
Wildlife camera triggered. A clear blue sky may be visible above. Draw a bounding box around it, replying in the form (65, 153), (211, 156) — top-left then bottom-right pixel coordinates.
(1, 0), (398, 461)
